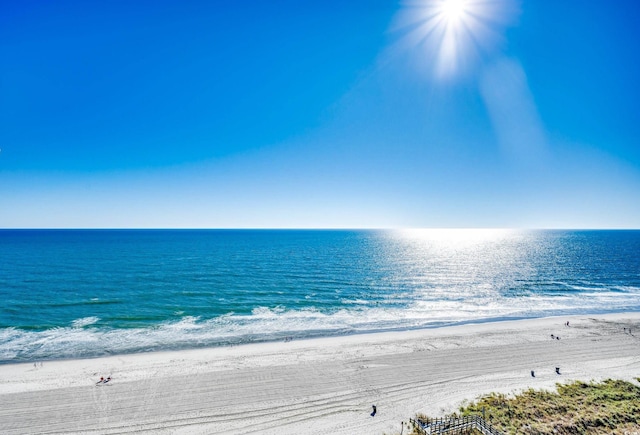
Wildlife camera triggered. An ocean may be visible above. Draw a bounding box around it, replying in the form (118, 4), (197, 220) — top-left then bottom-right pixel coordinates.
(1, 229), (639, 363)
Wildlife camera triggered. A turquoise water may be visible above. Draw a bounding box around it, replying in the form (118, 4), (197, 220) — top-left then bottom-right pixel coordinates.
(1, 229), (639, 363)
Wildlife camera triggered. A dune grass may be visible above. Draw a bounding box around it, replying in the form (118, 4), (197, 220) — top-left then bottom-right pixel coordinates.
(409, 378), (640, 434)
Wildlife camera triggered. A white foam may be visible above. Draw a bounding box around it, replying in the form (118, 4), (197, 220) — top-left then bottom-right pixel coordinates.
(70, 317), (100, 328)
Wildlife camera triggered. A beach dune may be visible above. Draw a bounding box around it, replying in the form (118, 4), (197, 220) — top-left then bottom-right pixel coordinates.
(1, 313), (639, 434)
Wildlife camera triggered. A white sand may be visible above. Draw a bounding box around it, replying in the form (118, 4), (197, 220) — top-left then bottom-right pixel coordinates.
(1, 313), (639, 434)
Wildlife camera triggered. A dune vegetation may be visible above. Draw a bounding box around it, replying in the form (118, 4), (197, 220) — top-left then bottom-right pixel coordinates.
(408, 378), (640, 434)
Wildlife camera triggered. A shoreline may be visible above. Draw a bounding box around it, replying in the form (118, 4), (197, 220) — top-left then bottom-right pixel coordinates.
(1, 312), (639, 434)
(3, 308), (639, 366)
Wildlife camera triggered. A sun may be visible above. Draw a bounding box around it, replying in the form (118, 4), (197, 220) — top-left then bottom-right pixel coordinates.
(440, 0), (468, 23)
(392, 0), (519, 79)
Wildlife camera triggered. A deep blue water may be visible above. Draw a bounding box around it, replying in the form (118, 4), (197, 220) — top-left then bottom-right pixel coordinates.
(1, 229), (639, 363)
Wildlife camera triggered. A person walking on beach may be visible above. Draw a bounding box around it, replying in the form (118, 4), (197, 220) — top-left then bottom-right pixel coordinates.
(371, 405), (377, 417)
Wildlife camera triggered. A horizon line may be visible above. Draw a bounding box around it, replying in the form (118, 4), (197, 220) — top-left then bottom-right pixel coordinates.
(1, 227), (638, 231)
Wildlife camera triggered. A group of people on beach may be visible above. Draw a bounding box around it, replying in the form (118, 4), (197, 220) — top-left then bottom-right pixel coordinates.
(531, 367), (561, 378)
(96, 376), (112, 385)
(532, 322), (570, 378)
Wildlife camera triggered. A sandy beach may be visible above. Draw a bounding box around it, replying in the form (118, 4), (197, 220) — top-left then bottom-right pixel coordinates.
(1, 313), (639, 434)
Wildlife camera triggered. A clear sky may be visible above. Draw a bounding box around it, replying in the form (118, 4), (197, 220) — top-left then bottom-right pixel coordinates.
(1, 0), (639, 228)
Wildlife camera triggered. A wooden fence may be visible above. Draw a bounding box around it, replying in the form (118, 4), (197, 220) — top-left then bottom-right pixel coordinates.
(410, 415), (504, 435)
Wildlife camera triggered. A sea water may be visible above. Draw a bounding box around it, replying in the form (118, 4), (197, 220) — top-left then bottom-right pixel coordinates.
(1, 229), (639, 363)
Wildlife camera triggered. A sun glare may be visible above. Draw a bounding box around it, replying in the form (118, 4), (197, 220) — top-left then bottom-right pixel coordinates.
(395, 228), (515, 247)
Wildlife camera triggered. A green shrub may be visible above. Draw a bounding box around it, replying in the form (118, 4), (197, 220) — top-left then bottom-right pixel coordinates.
(410, 379), (640, 435)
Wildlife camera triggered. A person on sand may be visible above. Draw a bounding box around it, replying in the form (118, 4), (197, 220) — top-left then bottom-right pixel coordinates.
(96, 377), (104, 385)
(103, 376), (112, 384)
(556, 367), (561, 375)
(371, 405), (377, 417)
(531, 370), (535, 377)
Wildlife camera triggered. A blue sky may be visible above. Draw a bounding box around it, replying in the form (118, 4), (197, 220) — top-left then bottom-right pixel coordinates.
(1, 0), (639, 228)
